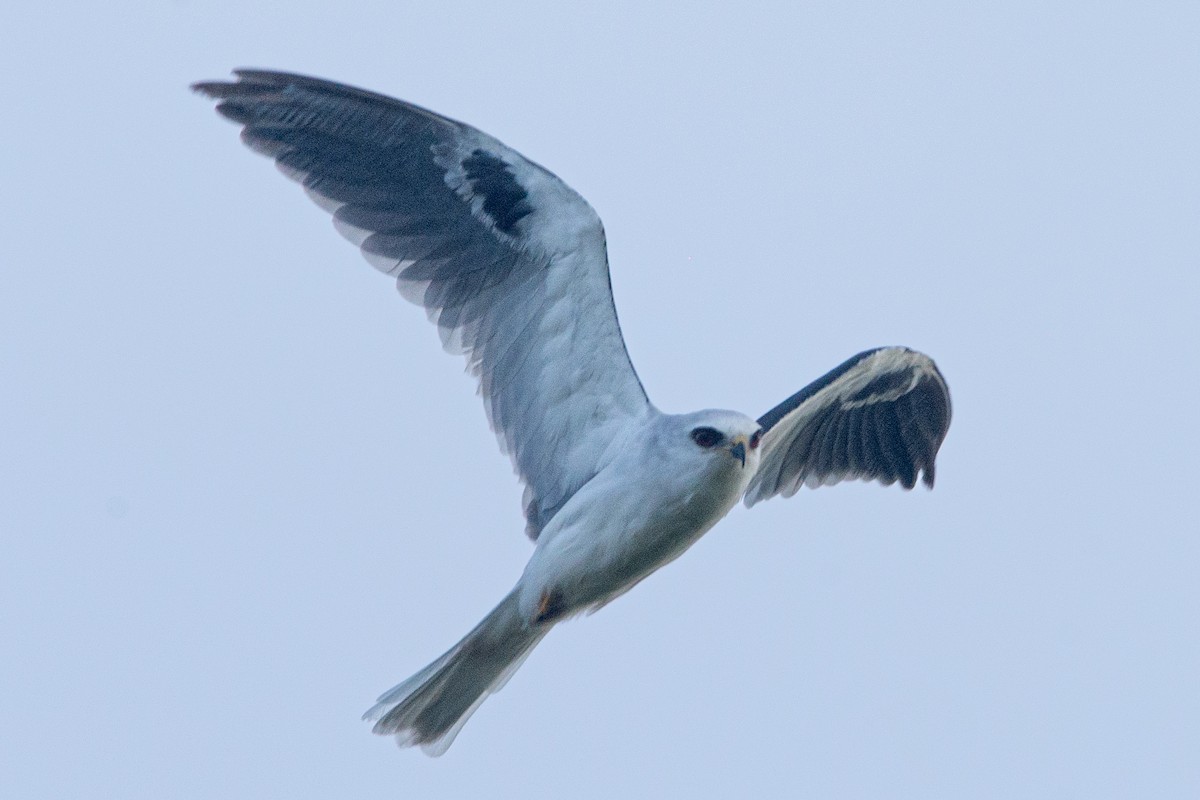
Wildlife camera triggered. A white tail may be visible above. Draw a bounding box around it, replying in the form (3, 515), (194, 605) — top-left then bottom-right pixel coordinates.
(363, 589), (546, 756)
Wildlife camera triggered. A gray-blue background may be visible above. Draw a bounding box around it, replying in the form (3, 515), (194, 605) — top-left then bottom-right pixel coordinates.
(4, 2), (1196, 797)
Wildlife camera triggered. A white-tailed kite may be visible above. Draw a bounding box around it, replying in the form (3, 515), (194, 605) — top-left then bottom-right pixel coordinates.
(194, 70), (952, 756)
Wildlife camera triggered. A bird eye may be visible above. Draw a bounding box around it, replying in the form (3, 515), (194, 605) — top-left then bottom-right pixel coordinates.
(750, 429), (762, 450)
(690, 427), (723, 448)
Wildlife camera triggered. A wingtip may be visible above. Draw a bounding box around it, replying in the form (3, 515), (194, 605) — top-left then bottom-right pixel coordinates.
(922, 464), (936, 489)
(191, 68), (288, 98)
(189, 79), (221, 97)
(190, 72), (243, 99)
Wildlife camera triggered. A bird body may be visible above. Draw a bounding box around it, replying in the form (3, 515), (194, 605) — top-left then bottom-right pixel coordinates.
(362, 409), (762, 754)
(194, 70), (953, 755)
(517, 410), (762, 624)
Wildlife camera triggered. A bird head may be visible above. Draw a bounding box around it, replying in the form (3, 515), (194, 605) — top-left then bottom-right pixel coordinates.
(677, 410), (763, 473)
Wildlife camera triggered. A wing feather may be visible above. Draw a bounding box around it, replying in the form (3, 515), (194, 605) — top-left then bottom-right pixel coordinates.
(195, 70), (651, 538)
(744, 347), (951, 506)
(843, 406), (865, 473)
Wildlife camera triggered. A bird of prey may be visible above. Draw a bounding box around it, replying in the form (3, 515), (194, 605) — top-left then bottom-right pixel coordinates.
(194, 70), (952, 756)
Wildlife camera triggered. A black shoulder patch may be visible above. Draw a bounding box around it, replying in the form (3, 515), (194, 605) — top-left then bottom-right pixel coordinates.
(462, 149), (534, 234)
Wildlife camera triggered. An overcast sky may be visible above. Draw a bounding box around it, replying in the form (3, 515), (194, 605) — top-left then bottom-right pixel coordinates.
(3, 2), (1198, 798)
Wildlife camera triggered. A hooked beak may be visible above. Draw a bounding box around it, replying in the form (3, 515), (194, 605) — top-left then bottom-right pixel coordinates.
(728, 437), (747, 468)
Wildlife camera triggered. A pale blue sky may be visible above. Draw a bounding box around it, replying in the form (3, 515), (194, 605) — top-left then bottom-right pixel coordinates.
(3, 2), (1197, 798)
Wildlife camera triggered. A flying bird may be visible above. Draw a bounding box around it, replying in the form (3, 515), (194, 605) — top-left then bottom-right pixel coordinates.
(194, 70), (952, 756)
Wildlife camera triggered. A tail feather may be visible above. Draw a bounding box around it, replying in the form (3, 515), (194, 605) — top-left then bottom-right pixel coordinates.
(364, 589), (545, 756)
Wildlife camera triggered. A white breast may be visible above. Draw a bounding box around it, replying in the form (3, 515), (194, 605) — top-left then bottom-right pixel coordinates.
(516, 434), (754, 622)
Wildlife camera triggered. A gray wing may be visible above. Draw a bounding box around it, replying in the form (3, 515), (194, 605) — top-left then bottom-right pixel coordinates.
(743, 347), (951, 506)
(194, 70), (651, 539)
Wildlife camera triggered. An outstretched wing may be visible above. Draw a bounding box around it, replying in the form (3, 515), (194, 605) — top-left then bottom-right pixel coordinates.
(194, 70), (651, 539)
(743, 347), (951, 506)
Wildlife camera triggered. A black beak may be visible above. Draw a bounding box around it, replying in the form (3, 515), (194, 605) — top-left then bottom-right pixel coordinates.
(729, 441), (746, 467)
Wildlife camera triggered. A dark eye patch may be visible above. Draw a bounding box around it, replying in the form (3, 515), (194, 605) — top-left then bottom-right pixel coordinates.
(690, 427), (724, 448)
(749, 429), (762, 450)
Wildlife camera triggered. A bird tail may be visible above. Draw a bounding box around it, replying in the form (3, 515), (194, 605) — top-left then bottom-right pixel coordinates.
(363, 588), (545, 756)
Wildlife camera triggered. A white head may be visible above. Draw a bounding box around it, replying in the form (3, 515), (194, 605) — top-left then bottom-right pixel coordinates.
(660, 409), (763, 478)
